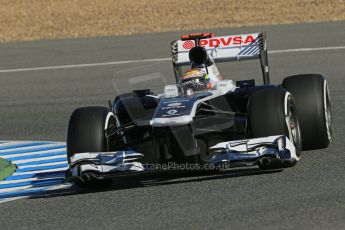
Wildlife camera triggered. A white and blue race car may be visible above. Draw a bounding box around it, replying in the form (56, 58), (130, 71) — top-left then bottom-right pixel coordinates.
(65, 32), (332, 187)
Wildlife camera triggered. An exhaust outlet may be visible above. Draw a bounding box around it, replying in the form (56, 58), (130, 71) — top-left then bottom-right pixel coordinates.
(81, 172), (97, 182)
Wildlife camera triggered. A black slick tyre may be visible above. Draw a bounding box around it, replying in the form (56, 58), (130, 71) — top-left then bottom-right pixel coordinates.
(282, 74), (332, 150)
(67, 106), (117, 188)
(248, 87), (302, 169)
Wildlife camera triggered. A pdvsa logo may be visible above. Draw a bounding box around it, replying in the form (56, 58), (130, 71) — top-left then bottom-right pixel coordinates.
(182, 40), (195, 49)
(182, 35), (256, 49)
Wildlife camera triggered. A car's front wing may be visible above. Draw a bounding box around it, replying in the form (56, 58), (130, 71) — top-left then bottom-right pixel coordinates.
(66, 135), (298, 182)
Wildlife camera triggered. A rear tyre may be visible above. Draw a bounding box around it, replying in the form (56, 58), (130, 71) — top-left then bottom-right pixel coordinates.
(248, 87), (302, 169)
(282, 74), (332, 150)
(67, 106), (117, 188)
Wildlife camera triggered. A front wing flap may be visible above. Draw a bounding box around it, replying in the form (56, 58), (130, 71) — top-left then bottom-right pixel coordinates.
(209, 135), (298, 167)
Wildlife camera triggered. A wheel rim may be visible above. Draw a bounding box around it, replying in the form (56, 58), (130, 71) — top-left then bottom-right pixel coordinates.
(104, 112), (118, 151)
(324, 81), (332, 142)
(287, 103), (302, 155)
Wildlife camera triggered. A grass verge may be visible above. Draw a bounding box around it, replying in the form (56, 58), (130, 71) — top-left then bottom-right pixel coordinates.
(0, 158), (16, 181)
(0, 0), (344, 43)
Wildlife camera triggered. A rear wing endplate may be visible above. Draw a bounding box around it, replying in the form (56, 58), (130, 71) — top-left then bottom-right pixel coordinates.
(171, 32), (270, 84)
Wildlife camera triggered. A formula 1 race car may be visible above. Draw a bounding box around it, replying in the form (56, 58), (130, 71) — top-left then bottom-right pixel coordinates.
(65, 32), (332, 187)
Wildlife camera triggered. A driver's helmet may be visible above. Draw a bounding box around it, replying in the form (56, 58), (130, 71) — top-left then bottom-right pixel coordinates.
(180, 69), (211, 95)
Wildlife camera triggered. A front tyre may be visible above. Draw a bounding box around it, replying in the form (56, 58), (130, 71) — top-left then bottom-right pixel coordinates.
(248, 87), (302, 169)
(282, 74), (332, 150)
(67, 106), (117, 188)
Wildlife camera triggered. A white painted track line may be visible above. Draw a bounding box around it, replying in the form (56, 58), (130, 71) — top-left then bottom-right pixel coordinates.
(0, 58), (171, 73)
(0, 46), (344, 73)
(12, 167), (68, 176)
(19, 162), (67, 169)
(0, 184), (73, 204)
(0, 143), (65, 154)
(12, 155), (67, 164)
(0, 176), (65, 185)
(1, 148), (66, 159)
(269, 46), (345, 54)
(0, 185), (49, 193)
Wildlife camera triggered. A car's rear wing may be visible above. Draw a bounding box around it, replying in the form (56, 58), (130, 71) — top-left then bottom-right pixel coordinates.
(171, 32), (270, 84)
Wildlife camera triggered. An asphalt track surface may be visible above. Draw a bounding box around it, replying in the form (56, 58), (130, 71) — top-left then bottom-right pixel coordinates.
(0, 21), (344, 229)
